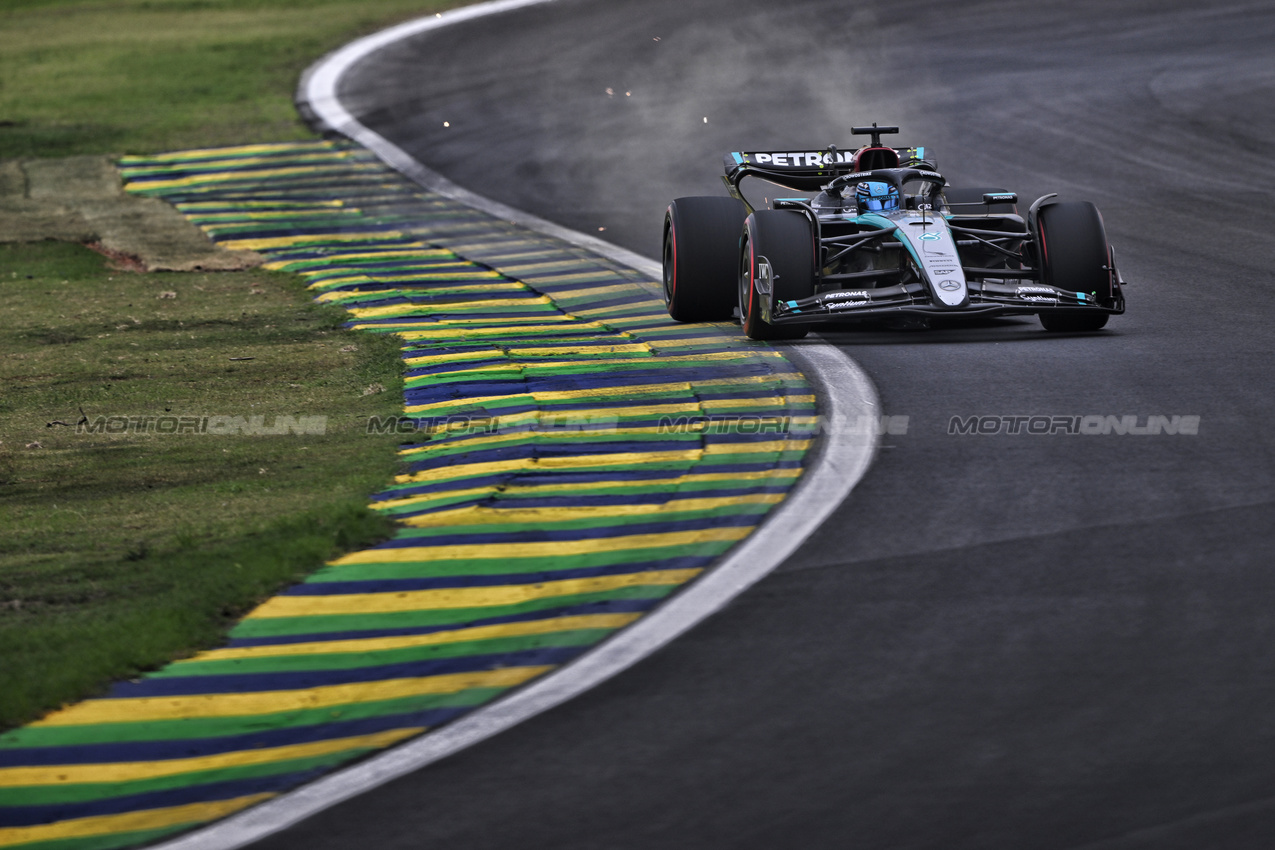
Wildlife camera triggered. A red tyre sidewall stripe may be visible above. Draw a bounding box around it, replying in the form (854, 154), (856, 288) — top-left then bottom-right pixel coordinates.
(747, 223), (757, 325)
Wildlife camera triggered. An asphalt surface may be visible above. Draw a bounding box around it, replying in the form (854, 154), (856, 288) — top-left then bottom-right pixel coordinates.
(261, 1), (1275, 847)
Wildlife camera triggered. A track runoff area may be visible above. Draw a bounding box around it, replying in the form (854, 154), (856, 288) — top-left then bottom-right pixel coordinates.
(0, 7), (879, 842)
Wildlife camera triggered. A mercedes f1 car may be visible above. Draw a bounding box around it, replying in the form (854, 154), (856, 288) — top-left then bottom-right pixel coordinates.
(661, 124), (1125, 340)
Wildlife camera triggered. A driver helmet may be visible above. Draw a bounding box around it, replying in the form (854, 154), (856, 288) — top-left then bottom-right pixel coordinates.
(855, 181), (900, 212)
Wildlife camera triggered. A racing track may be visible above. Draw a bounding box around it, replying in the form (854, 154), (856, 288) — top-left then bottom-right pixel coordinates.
(259, 1), (1275, 847)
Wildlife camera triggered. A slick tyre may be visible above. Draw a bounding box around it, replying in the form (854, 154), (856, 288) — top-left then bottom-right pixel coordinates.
(739, 210), (814, 341)
(1036, 201), (1113, 332)
(663, 197), (747, 322)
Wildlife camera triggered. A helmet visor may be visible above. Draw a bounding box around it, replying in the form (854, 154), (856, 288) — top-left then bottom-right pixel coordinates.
(856, 181), (899, 212)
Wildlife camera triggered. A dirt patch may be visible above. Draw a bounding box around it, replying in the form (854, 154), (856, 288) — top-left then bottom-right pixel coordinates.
(83, 240), (147, 272)
(0, 156), (262, 272)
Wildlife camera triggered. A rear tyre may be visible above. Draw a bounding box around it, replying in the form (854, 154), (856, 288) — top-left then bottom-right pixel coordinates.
(1036, 201), (1113, 332)
(663, 197), (747, 322)
(738, 210), (814, 341)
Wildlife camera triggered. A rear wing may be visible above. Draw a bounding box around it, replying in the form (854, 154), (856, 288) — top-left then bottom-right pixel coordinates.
(723, 147), (930, 193)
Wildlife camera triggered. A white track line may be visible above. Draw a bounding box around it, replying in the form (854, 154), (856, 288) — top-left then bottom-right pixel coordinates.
(150, 3), (881, 847)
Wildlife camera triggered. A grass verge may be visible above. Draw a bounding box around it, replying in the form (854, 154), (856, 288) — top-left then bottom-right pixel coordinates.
(0, 0), (484, 730)
(0, 0), (464, 159)
(0, 241), (407, 729)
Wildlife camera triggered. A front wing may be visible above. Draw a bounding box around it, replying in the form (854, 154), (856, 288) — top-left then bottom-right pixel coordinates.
(769, 279), (1126, 324)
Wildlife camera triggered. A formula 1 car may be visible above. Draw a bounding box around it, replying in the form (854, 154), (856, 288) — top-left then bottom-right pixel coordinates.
(661, 124), (1125, 340)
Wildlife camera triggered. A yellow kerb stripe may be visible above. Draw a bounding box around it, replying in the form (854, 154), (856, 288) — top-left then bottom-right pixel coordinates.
(327, 530), (746, 567)
(548, 283), (638, 298)
(396, 431), (544, 458)
(504, 343), (650, 356)
(219, 231), (410, 251)
(191, 205), (355, 218)
(401, 374), (804, 413)
(391, 452), (700, 484)
(394, 427), (693, 459)
(401, 350), (505, 366)
(308, 276), (376, 291)
(395, 422), (814, 458)
(31, 667), (550, 726)
(402, 363), (526, 384)
(129, 141), (335, 159)
(391, 443), (808, 485)
(396, 322), (611, 341)
(646, 335), (752, 348)
(324, 283), (526, 301)
(702, 394), (815, 408)
(401, 350), (607, 368)
(506, 271), (626, 285)
(369, 468), (803, 511)
(0, 728), (422, 788)
(706, 439), (810, 453)
(524, 349), (782, 366)
(370, 485), (499, 511)
(500, 259), (597, 274)
(442, 239), (542, 254)
(348, 296), (552, 318)
(250, 568), (704, 618)
(570, 306), (666, 319)
(401, 351), (787, 385)
(395, 398), (814, 443)
(397, 401), (705, 429)
(265, 249), (454, 269)
(130, 162), (379, 190)
(352, 315), (574, 331)
(176, 199), (344, 210)
(402, 408), (541, 437)
(192, 613), (642, 662)
(536, 374), (802, 399)
(0, 794), (275, 847)
(398, 493), (785, 528)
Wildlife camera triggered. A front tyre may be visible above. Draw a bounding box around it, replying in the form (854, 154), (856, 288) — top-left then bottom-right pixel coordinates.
(663, 196), (747, 322)
(739, 210), (814, 341)
(1036, 201), (1114, 332)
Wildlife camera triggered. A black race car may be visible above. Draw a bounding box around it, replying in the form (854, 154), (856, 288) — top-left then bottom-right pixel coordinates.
(662, 124), (1125, 340)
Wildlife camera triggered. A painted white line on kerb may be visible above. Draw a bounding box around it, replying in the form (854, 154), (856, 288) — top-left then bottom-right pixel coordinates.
(149, 3), (882, 848)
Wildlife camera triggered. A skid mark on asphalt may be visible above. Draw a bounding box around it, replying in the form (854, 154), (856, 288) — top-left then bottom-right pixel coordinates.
(0, 140), (814, 850)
